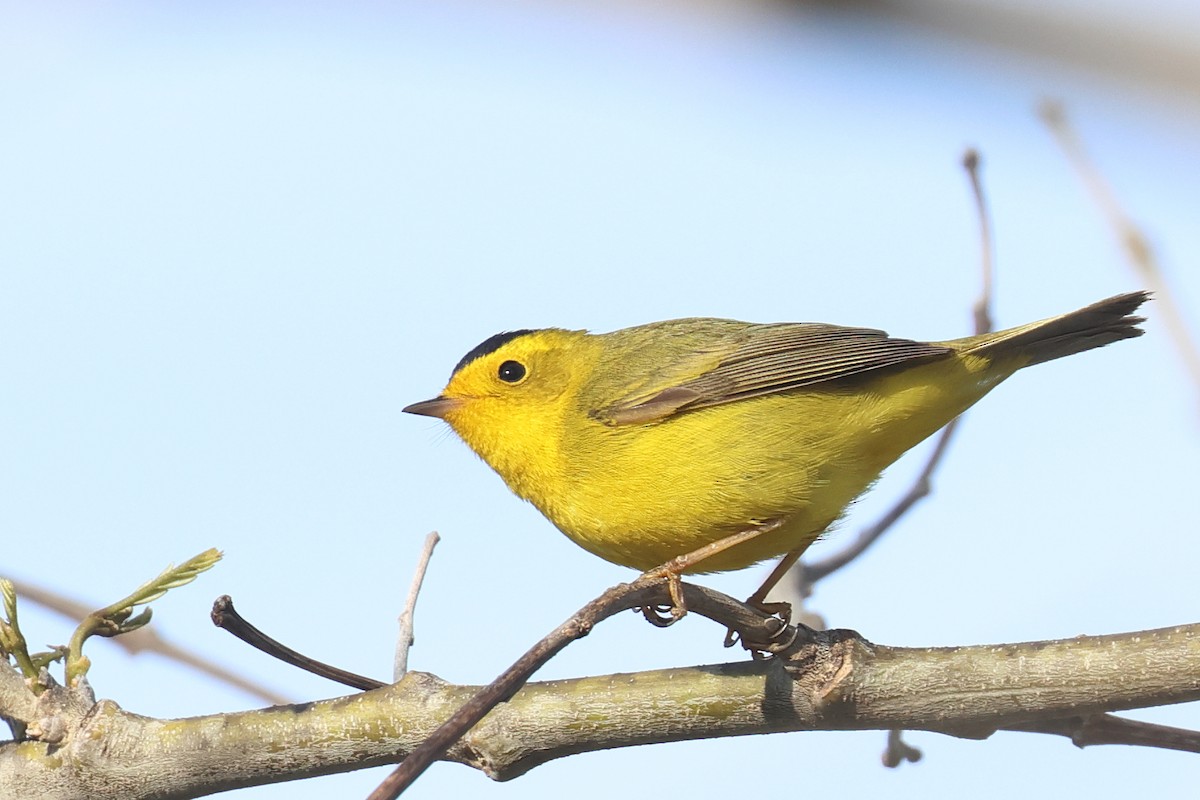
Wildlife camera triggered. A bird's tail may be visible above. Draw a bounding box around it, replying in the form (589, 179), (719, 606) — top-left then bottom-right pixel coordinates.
(963, 291), (1149, 367)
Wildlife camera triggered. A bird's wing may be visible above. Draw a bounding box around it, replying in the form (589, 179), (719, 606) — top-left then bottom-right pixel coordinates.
(595, 322), (952, 426)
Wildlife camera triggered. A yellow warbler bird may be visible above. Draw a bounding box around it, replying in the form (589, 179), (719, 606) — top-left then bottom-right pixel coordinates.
(404, 292), (1147, 605)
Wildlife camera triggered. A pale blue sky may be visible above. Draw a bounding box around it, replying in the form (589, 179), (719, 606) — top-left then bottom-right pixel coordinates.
(3, 3), (1198, 799)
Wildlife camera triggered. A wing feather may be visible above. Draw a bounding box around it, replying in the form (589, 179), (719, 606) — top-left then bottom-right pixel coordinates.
(598, 322), (951, 426)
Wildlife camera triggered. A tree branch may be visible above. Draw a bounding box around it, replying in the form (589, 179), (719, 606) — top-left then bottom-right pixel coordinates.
(3, 582), (1198, 799)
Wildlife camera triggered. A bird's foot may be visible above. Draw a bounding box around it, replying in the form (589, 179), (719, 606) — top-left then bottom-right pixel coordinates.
(637, 566), (688, 626)
(724, 598), (797, 657)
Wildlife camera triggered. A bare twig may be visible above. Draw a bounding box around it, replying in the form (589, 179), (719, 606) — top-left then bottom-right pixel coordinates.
(962, 148), (995, 335)
(1011, 712), (1200, 753)
(394, 532), (440, 680)
(800, 148), (996, 588)
(211, 596), (384, 692)
(366, 576), (657, 799)
(882, 728), (923, 767)
(1040, 99), (1200, 399)
(367, 576), (806, 799)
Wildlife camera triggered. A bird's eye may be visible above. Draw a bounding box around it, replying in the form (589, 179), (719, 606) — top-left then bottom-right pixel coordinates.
(498, 360), (527, 383)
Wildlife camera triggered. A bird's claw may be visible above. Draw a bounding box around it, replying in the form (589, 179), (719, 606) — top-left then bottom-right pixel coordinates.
(725, 600), (798, 657)
(640, 603), (683, 627)
(636, 568), (689, 626)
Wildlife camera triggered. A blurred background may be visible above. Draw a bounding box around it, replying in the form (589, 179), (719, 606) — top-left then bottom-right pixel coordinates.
(2, 1), (1198, 798)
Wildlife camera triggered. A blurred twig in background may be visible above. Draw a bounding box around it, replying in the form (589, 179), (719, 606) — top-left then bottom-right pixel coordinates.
(1040, 99), (1200, 403)
(782, 148), (997, 623)
(7, 577), (288, 706)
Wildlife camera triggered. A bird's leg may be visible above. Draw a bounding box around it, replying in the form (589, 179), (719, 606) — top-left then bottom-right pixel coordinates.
(745, 548), (805, 622)
(720, 547), (808, 653)
(639, 520), (785, 625)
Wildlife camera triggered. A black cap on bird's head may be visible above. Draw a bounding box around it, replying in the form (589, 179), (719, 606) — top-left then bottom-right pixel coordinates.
(450, 329), (536, 377)
(402, 329), (538, 420)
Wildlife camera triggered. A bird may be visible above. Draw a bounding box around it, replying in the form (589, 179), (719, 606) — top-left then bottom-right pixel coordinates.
(404, 292), (1148, 618)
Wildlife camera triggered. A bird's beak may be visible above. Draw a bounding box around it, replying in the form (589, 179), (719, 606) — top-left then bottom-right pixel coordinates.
(402, 396), (462, 420)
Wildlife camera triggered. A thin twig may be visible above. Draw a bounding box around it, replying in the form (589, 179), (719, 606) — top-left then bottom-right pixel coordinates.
(394, 532), (440, 680)
(801, 148), (996, 586)
(882, 728), (923, 767)
(1010, 712), (1200, 753)
(367, 578), (801, 799)
(211, 596), (385, 692)
(1040, 99), (1200, 399)
(367, 578), (659, 800)
(962, 148), (995, 335)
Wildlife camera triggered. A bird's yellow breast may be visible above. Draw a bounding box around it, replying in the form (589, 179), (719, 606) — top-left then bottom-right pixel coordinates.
(515, 354), (996, 572)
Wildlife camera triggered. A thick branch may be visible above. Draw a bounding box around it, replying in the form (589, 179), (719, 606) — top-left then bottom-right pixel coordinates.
(2, 618), (1198, 799)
